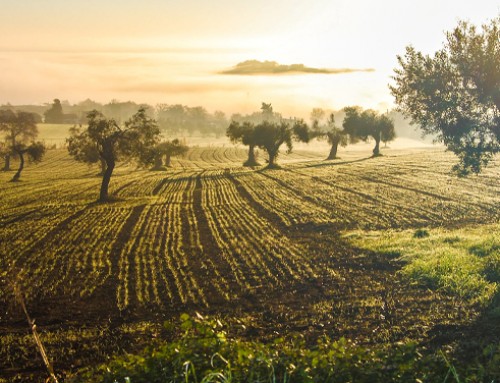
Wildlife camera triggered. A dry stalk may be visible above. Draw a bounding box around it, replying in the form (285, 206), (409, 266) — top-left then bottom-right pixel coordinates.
(13, 285), (59, 383)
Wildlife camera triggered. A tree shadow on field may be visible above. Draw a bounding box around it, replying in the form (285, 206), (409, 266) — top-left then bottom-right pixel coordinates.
(288, 222), (498, 352)
(336, 232), (500, 375)
(427, 280), (500, 374)
(293, 155), (374, 170)
(240, 155), (374, 174)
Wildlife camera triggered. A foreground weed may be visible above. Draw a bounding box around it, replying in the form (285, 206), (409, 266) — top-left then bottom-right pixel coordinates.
(13, 284), (59, 383)
(69, 314), (498, 383)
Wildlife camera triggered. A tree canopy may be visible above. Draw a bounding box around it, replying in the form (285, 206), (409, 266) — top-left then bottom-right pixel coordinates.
(0, 109), (38, 146)
(227, 121), (260, 166)
(140, 139), (189, 170)
(342, 107), (395, 156)
(253, 119), (309, 169)
(227, 117), (309, 169)
(0, 110), (45, 181)
(44, 99), (64, 124)
(311, 113), (353, 160)
(390, 15), (500, 175)
(227, 102), (287, 167)
(156, 104), (228, 137)
(67, 107), (160, 202)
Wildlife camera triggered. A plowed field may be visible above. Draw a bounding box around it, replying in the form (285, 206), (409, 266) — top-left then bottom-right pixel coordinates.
(1, 145), (498, 381)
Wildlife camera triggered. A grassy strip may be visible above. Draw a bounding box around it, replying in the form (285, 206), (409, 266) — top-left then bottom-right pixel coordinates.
(345, 224), (499, 308)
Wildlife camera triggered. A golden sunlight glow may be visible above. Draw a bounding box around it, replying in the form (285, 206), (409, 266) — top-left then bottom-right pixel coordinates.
(0, 0), (498, 117)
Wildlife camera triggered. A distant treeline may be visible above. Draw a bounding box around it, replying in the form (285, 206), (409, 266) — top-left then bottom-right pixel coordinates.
(0, 99), (229, 137)
(0, 98), (429, 140)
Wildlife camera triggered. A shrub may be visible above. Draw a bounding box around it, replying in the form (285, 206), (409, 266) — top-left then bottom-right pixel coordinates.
(413, 229), (430, 238)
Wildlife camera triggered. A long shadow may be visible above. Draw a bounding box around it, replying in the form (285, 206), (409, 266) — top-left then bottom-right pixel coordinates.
(276, 166), (381, 205)
(13, 204), (93, 268)
(144, 169), (237, 191)
(0, 209), (40, 226)
(113, 179), (141, 196)
(428, 278), (500, 373)
(228, 155), (373, 177)
(251, 169), (334, 213)
(91, 204), (147, 320)
(226, 172), (287, 231)
(293, 155), (374, 170)
(348, 172), (454, 201)
(151, 171), (185, 195)
(191, 172), (241, 300)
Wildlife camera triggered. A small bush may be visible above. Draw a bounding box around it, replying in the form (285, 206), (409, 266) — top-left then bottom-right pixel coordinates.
(413, 228), (430, 238)
(443, 236), (461, 244)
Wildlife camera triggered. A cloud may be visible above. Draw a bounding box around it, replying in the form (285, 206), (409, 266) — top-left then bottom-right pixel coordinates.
(220, 60), (375, 75)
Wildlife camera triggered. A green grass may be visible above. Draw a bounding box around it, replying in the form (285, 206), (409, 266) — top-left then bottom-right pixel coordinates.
(345, 224), (500, 306)
(69, 313), (500, 383)
(68, 314), (437, 383)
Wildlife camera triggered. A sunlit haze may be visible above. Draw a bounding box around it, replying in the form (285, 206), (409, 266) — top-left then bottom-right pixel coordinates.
(0, 0), (498, 117)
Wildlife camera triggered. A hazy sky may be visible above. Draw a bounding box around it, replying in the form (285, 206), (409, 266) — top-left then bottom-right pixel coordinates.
(0, 0), (498, 117)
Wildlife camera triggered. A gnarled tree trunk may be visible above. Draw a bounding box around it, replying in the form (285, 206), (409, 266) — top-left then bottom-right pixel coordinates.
(266, 149), (279, 169)
(99, 158), (115, 202)
(326, 138), (341, 160)
(372, 134), (381, 156)
(243, 144), (259, 166)
(99, 142), (115, 202)
(11, 151), (24, 182)
(150, 154), (164, 170)
(164, 153), (172, 167)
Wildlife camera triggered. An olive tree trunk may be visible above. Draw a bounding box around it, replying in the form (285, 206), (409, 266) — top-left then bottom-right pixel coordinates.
(372, 134), (381, 156)
(99, 141), (116, 202)
(99, 158), (115, 202)
(11, 151), (24, 182)
(164, 153), (172, 167)
(150, 154), (164, 170)
(326, 138), (341, 160)
(243, 144), (259, 166)
(266, 149), (279, 169)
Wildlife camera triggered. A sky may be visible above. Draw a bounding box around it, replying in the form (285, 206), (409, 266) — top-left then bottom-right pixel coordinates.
(0, 0), (498, 118)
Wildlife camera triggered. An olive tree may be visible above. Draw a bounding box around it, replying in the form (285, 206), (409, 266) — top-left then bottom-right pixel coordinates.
(67, 125), (106, 175)
(142, 139), (189, 170)
(390, 16), (499, 175)
(226, 121), (259, 166)
(67, 107), (160, 202)
(0, 110), (45, 181)
(227, 102), (284, 167)
(312, 113), (354, 160)
(342, 107), (395, 156)
(253, 119), (310, 169)
(0, 110), (15, 171)
(0, 142), (8, 171)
